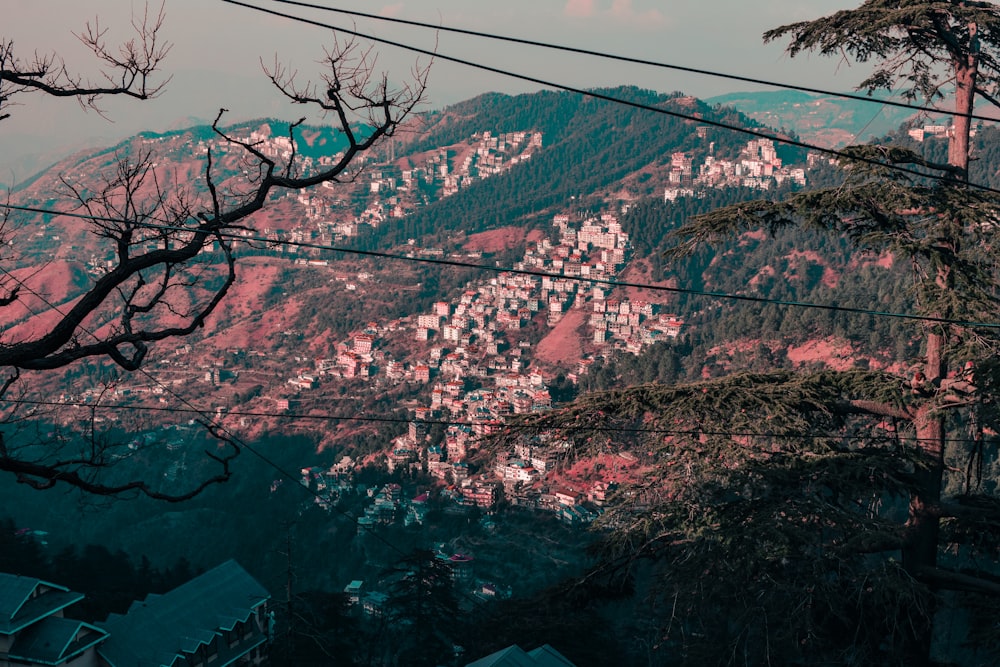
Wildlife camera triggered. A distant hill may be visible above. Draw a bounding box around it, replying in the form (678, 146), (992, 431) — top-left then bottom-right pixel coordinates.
(18, 83), (998, 444)
(706, 89), (917, 148)
(373, 86), (803, 248)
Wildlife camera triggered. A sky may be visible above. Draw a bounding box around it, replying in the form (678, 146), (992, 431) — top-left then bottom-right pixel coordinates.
(1, 0), (861, 185)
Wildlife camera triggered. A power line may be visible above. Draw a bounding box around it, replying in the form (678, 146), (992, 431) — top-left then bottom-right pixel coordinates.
(3, 201), (999, 330)
(849, 100), (892, 146)
(0, 266), (508, 624)
(0, 225), (986, 614)
(4, 396), (989, 446)
(263, 0), (1000, 125)
(0, 281), (522, 628)
(0, 263), (414, 559)
(219, 0), (1000, 196)
(0, 273), (561, 617)
(0, 211), (977, 448)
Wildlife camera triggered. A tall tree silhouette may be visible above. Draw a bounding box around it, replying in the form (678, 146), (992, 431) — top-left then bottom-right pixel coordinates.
(498, 2), (1000, 664)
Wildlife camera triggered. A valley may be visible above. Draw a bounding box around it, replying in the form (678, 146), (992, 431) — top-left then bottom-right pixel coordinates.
(3, 85), (1000, 666)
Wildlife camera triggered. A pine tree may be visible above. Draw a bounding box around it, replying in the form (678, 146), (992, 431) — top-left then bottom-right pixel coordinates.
(499, 2), (1000, 664)
(383, 549), (459, 667)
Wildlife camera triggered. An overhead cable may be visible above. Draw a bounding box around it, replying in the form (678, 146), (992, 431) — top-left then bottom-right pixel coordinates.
(0, 264), (414, 557)
(3, 202), (998, 330)
(263, 0), (1000, 124)
(219, 0), (1000, 196)
(5, 397), (989, 446)
(0, 264), (596, 622)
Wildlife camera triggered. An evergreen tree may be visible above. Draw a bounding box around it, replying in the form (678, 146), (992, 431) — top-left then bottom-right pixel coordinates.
(498, 2), (1000, 664)
(383, 549), (459, 667)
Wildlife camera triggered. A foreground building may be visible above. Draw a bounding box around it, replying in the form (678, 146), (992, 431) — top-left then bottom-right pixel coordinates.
(465, 643), (577, 667)
(97, 560), (270, 667)
(0, 573), (107, 667)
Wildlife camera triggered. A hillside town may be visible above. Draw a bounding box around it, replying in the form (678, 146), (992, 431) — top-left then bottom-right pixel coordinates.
(284, 210), (654, 532)
(7, 2), (1000, 663)
(22, 120), (827, 535)
(227, 127), (543, 245)
(39, 125), (813, 531)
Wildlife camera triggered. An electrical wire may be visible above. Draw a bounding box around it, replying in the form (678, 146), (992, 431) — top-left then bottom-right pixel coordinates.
(0, 262), (415, 559)
(0, 264), (576, 618)
(218, 0), (1000, 196)
(849, 100), (891, 146)
(0, 282), (562, 636)
(5, 7), (998, 463)
(2, 200), (987, 448)
(0, 210), (990, 611)
(261, 0), (1000, 125)
(4, 397), (990, 447)
(2, 202), (999, 330)
(5, 2), (996, 619)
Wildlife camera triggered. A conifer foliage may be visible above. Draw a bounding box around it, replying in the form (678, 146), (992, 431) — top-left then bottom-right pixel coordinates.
(502, 3), (1000, 664)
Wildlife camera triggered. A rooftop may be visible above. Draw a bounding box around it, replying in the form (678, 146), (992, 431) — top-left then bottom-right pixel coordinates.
(7, 616), (108, 666)
(0, 573), (84, 635)
(465, 643), (577, 667)
(98, 559), (270, 667)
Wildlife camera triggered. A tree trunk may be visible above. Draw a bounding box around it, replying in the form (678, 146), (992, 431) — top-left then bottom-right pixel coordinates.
(902, 409), (945, 663)
(948, 24), (979, 177)
(904, 411), (945, 565)
(900, 24), (980, 664)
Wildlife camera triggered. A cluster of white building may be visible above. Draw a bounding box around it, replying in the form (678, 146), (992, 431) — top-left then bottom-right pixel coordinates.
(907, 122), (978, 142)
(665, 138), (807, 201)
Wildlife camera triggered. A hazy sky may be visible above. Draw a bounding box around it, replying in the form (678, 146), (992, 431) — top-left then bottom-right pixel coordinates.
(2, 1), (862, 184)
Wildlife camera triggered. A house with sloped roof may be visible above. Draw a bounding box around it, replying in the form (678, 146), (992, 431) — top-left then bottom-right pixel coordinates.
(96, 560), (270, 667)
(464, 643), (577, 667)
(0, 572), (108, 667)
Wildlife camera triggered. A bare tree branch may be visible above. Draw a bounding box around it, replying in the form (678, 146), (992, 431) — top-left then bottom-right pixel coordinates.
(0, 3), (170, 121)
(0, 436), (236, 502)
(0, 29), (427, 500)
(914, 565), (1000, 596)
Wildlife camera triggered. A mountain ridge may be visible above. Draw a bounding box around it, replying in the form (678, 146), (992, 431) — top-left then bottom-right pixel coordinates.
(5, 84), (977, 450)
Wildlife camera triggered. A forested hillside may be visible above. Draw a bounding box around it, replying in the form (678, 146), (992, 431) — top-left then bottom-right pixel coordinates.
(369, 87), (807, 247)
(8, 68), (1000, 665)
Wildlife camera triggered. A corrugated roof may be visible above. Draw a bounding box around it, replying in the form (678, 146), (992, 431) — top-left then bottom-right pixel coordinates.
(0, 574), (39, 623)
(98, 559), (270, 667)
(465, 644), (538, 667)
(7, 616), (108, 665)
(0, 573), (84, 635)
(526, 644), (577, 666)
(465, 644), (578, 667)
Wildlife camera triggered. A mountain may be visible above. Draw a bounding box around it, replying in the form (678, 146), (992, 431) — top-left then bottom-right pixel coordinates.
(706, 89), (918, 147)
(5, 85), (999, 667)
(0, 88), (960, 428)
(361, 87), (810, 253)
(8, 84), (989, 452)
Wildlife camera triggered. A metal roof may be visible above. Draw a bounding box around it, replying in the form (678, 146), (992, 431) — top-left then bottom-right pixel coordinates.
(97, 559), (270, 667)
(465, 644), (577, 667)
(0, 573), (84, 635)
(7, 616), (108, 666)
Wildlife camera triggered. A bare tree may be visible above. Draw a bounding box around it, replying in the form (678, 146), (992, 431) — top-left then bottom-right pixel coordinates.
(0, 24), (428, 499)
(0, 3), (170, 122)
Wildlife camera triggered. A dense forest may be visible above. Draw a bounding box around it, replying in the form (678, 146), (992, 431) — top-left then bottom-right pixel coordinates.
(364, 87), (807, 248)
